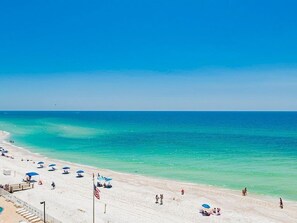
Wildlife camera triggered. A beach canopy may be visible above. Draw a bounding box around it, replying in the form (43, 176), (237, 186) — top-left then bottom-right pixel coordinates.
(37, 161), (44, 165)
(63, 166), (70, 170)
(76, 170), (84, 174)
(202, 204), (210, 209)
(97, 176), (105, 181)
(49, 164), (56, 167)
(97, 176), (112, 181)
(26, 172), (39, 177)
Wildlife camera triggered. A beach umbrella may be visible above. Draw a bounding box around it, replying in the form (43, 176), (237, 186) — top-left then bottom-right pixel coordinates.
(49, 164), (56, 167)
(76, 170), (84, 174)
(62, 167), (70, 170)
(104, 177), (112, 182)
(202, 204), (210, 209)
(26, 172), (39, 177)
(97, 176), (105, 181)
(37, 161), (44, 165)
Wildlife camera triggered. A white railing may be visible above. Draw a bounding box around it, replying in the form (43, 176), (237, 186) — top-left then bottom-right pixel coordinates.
(0, 188), (62, 223)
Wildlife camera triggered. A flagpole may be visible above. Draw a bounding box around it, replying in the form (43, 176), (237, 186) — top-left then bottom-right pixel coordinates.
(93, 173), (95, 223)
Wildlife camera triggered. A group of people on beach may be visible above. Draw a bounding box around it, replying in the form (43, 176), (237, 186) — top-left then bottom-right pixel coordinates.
(0, 144), (287, 222)
(0, 147), (14, 159)
(243, 187), (284, 209)
(200, 207), (221, 216)
(96, 173), (113, 188)
(155, 194), (164, 205)
(24, 175), (32, 182)
(154, 189), (184, 206)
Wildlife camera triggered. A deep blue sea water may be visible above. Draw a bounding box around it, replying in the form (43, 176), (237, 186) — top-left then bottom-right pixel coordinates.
(0, 111), (297, 200)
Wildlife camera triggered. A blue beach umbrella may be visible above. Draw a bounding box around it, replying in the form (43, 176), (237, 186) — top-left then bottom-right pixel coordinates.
(63, 167), (70, 170)
(26, 172), (39, 177)
(104, 177), (112, 182)
(97, 176), (105, 181)
(76, 170), (84, 174)
(202, 204), (210, 209)
(49, 164), (56, 167)
(37, 161), (44, 165)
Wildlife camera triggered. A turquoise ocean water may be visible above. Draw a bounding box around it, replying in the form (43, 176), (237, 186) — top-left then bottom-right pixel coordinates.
(0, 111), (296, 200)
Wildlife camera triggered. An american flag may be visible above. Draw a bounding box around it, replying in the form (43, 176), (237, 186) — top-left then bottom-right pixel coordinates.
(94, 184), (100, 200)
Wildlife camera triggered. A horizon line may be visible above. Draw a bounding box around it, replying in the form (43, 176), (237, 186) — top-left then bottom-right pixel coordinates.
(1, 110), (297, 112)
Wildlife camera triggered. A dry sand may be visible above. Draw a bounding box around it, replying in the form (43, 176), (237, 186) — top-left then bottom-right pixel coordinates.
(1, 130), (297, 223)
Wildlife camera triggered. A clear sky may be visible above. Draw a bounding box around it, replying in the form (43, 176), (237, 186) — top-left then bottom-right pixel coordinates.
(0, 0), (296, 110)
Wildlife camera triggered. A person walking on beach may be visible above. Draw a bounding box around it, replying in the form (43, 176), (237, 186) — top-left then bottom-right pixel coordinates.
(160, 194), (163, 205)
(181, 189), (184, 195)
(242, 187), (247, 196)
(280, 198), (283, 209)
(155, 195), (159, 204)
(51, 181), (55, 190)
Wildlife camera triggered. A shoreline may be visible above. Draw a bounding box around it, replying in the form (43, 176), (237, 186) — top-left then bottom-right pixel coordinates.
(2, 130), (296, 203)
(1, 130), (297, 222)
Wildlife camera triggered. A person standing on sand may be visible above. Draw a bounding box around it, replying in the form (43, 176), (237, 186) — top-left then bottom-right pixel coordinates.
(242, 187), (247, 196)
(280, 198), (283, 209)
(51, 181), (56, 190)
(155, 195), (159, 204)
(160, 194), (163, 205)
(181, 189), (184, 195)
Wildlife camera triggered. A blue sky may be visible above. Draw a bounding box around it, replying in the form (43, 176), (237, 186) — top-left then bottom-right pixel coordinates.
(0, 0), (296, 110)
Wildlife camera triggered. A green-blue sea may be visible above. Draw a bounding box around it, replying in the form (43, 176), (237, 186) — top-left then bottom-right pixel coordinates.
(0, 111), (296, 200)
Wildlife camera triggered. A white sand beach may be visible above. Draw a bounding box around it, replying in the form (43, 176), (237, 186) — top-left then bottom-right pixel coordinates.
(1, 130), (297, 223)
